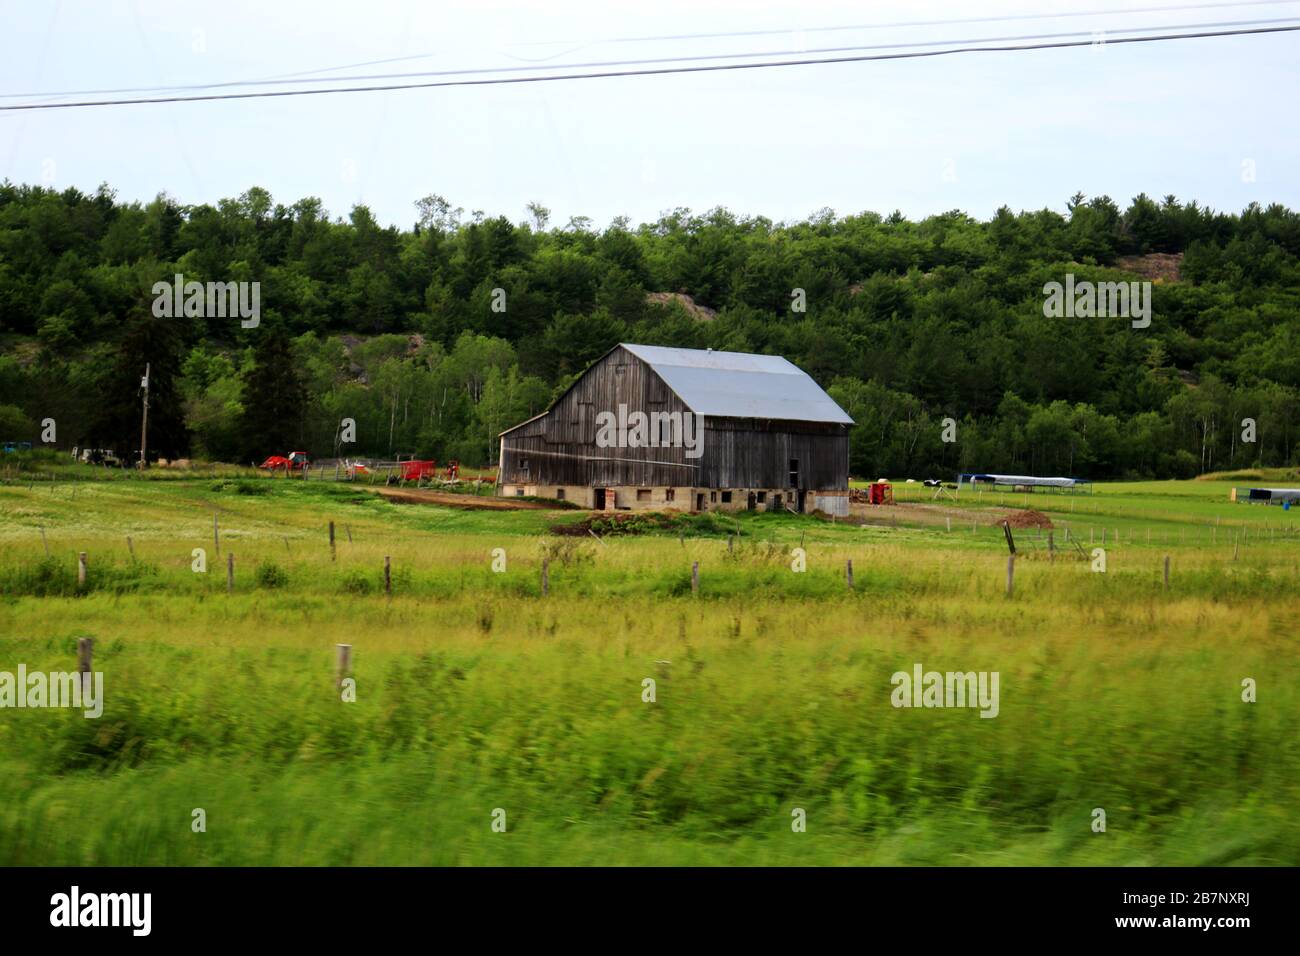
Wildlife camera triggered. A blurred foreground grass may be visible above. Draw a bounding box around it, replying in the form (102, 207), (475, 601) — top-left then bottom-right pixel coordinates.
(0, 477), (1297, 865)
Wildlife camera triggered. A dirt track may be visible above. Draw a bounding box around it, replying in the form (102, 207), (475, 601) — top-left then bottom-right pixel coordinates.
(372, 487), (563, 510)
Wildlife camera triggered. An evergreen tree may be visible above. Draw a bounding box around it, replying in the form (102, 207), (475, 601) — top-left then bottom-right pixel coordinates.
(240, 327), (307, 461)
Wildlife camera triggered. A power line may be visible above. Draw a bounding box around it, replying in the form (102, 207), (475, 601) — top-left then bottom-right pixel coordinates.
(7, 14), (1295, 101)
(2, 24), (1296, 112)
(260, 0), (1300, 75)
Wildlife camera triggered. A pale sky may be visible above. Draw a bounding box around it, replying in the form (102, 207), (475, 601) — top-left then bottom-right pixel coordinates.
(1, 0), (1297, 228)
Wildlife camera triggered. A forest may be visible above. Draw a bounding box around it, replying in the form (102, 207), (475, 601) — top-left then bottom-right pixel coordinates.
(1, 181), (1297, 479)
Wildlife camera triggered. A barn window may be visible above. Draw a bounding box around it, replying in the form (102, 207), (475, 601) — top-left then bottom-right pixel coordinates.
(521, 457), (530, 479)
(721, 491), (732, 503)
(710, 491), (717, 503)
(556, 488), (565, 500)
(665, 488), (675, 502)
(756, 491), (767, 503)
(515, 488), (524, 497)
(788, 458), (800, 486)
(637, 489), (651, 502)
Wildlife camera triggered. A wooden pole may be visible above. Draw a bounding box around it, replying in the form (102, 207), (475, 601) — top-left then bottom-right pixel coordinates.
(384, 556), (391, 596)
(846, 559), (854, 589)
(213, 514), (220, 556)
(40, 526), (49, 557)
(1233, 536), (1239, 561)
(1047, 531), (1054, 563)
(1163, 555), (1170, 590)
(126, 536), (135, 560)
(691, 561), (699, 595)
(329, 521), (336, 561)
(345, 524), (352, 544)
(541, 557), (550, 596)
(335, 644), (352, 688)
(1005, 555), (1014, 597)
(77, 552), (87, 589)
(227, 553), (234, 593)
(77, 637), (93, 691)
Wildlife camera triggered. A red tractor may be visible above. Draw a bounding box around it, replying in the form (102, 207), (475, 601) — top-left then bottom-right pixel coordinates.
(259, 451), (311, 472)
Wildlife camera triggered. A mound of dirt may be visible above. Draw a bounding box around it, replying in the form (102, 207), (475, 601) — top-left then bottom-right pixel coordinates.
(997, 509), (1054, 530)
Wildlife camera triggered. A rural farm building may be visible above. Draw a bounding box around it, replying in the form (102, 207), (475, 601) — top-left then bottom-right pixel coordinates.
(497, 343), (854, 515)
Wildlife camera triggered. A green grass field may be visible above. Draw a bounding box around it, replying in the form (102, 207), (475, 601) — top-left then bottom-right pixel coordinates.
(1, 472), (1297, 865)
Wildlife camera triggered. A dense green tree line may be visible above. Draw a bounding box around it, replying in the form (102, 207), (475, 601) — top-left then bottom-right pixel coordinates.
(1, 180), (1298, 476)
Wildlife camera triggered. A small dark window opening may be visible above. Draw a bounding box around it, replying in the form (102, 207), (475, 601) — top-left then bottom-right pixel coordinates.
(721, 491), (732, 504)
(556, 488), (565, 500)
(710, 491), (717, 503)
(665, 488), (675, 502)
(757, 491), (767, 503)
(788, 458), (799, 487)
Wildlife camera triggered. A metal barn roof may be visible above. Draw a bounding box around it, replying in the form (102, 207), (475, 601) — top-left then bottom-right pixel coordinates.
(620, 344), (854, 424)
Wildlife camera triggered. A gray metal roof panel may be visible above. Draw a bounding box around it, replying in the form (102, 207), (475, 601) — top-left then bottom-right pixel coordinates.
(620, 344), (854, 424)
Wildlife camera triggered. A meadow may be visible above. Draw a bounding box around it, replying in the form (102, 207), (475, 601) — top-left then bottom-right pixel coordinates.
(0, 469), (1297, 865)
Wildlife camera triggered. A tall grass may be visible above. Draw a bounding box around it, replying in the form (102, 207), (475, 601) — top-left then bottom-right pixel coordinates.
(0, 478), (1297, 865)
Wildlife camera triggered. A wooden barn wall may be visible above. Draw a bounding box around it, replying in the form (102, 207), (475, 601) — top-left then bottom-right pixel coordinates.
(499, 345), (849, 490)
(700, 419), (847, 490)
(499, 347), (700, 488)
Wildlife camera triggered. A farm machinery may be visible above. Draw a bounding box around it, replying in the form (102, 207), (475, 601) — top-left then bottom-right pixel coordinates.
(258, 451), (311, 472)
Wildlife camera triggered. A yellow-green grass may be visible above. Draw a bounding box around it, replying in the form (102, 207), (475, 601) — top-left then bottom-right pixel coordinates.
(0, 478), (1297, 865)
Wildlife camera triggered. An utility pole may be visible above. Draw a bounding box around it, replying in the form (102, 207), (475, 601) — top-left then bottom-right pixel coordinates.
(139, 362), (150, 470)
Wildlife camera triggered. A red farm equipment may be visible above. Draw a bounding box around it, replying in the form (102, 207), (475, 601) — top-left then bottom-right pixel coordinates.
(259, 451), (311, 472)
(397, 459), (437, 482)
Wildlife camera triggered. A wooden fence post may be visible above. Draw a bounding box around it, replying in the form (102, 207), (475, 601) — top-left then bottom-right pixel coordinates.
(1005, 555), (1014, 597)
(213, 514), (220, 556)
(335, 644), (352, 688)
(227, 553), (234, 593)
(126, 536), (135, 560)
(846, 559), (854, 589)
(1163, 555), (1170, 590)
(1047, 532), (1054, 563)
(541, 557), (550, 596)
(77, 637), (93, 691)
(384, 556), (391, 596)
(329, 521), (336, 561)
(40, 526), (49, 557)
(77, 551), (87, 589)
(691, 561), (699, 595)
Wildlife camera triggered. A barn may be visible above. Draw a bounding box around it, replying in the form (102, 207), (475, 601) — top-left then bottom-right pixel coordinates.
(497, 344), (853, 515)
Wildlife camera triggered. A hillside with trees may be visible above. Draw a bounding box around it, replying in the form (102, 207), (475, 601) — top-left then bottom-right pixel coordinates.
(1, 182), (1297, 478)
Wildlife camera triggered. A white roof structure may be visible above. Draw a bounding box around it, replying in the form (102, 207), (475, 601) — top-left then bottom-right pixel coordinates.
(621, 344), (854, 424)
(960, 473), (1088, 488)
(1246, 487), (1300, 501)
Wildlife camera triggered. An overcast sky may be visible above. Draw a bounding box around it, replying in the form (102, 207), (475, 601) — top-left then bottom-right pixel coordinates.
(2, 0), (1297, 228)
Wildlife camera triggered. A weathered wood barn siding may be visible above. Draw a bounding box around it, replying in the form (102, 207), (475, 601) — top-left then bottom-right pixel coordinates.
(499, 347), (701, 488)
(499, 345), (848, 493)
(700, 418), (846, 490)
